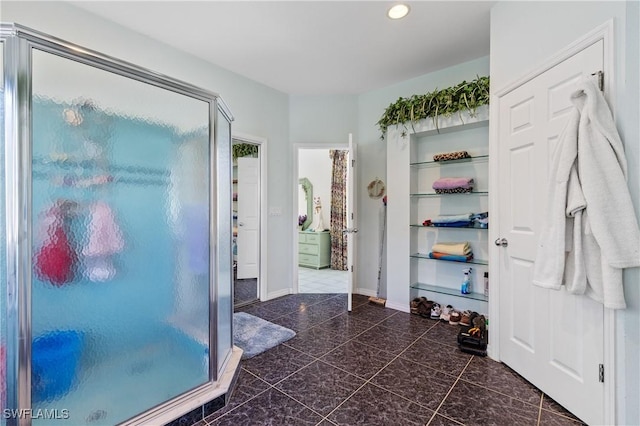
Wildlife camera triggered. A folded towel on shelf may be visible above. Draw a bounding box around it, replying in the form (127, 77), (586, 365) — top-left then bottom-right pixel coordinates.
(432, 221), (473, 228)
(431, 213), (473, 224)
(433, 151), (471, 162)
(435, 187), (474, 194)
(432, 241), (472, 256)
(432, 177), (474, 190)
(429, 252), (474, 262)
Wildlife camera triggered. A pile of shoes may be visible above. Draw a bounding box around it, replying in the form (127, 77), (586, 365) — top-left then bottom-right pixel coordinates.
(410, 297), (434, 318)
(411, 300), (488, 356)
(457, 312), (488, 356)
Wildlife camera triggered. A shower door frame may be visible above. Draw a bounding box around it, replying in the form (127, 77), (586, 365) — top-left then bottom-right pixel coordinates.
(1, 23), (233, 426)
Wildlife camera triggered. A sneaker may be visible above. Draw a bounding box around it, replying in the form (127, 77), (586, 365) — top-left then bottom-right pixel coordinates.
(459, 310), (473, 327)
(449, 311), (462, 325)
(440, 305), (453, 322)
(430, 303), (441, 320)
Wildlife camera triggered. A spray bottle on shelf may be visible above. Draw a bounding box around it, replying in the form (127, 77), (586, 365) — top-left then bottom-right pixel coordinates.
(461, 268), (472, 294)
(484, 272), (489, 297)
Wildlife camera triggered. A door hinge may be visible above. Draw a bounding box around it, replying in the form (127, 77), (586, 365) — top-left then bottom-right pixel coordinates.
(351, 212), (354, 220)
(599, 364), (605, 383)
(350, 265), (353, 272)
(351, 159), (355, 167)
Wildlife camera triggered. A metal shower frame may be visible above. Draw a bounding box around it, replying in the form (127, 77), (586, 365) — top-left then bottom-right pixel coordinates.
(0, 22), (234, 426)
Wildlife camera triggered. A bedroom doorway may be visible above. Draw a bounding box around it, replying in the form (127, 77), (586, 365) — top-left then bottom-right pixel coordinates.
(232, 134), (267, 307)
(294, 138), (356, 309)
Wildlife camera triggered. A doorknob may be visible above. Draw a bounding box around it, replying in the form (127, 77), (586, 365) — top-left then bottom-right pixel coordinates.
(494, 237), (508, 247)
(238, 222), (244, 227)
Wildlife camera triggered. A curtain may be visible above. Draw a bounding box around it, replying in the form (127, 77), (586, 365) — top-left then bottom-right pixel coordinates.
(329, 150), (348, 270)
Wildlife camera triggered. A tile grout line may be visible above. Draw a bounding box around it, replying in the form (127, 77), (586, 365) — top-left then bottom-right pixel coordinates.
(538, 393), (584, 423)
(216, 339), (327, 423)
(318, 319), (448, 421)
(536, 392), (544, 426)
(453, 376), (544, 409)
(427, 355), (475, 424)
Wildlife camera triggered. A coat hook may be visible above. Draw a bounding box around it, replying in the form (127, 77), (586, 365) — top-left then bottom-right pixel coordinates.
(591, 70), (604, 92)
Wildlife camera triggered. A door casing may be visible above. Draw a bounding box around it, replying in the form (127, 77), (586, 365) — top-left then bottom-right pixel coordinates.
(232, 133), (268, 302)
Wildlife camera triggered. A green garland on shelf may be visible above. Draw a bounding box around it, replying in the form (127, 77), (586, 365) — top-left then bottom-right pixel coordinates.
(232, 143), (259, 160)
(377, 75), (490, 139)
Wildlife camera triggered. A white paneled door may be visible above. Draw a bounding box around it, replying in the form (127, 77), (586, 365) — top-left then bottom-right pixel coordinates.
(237, 157), (260, 279)
(497, 40), (604, 425)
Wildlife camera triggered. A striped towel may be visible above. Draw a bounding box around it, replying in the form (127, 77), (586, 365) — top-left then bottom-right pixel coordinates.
(429, 252), (473, 262)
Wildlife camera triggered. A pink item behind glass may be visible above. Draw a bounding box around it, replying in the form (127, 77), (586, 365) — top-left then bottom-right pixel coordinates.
(83, 201), (124, 257)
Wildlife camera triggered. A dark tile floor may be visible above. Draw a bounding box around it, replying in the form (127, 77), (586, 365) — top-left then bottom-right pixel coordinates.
(199, 293), (586, 426)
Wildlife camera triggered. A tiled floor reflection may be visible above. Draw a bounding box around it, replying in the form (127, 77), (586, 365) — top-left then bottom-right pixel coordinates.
(196, 294), (586, 426)
(234, 277), (258, 306)
(298, 267), (348, 293)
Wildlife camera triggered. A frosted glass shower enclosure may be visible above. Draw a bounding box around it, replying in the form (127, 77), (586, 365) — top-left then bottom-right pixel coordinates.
(0, 24), (234, 425)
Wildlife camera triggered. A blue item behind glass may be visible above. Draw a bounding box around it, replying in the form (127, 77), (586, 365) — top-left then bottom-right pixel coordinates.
(32, 330), (83, 402)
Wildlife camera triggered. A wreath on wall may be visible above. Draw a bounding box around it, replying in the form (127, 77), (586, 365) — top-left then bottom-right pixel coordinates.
(377, 75), (490, 139)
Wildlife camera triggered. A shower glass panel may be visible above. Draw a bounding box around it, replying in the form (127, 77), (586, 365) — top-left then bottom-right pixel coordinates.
(0, 40), (5, 426)
(30, 48), (211, 424)
(216, 108), (233, 372)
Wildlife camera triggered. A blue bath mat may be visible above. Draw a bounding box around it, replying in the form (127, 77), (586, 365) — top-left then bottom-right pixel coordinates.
(233, 312), (296, 359)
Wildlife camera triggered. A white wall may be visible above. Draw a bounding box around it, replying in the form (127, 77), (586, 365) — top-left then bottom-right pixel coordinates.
(491, 1), (639, 424)
(1, 1), (293, 299)
(290, 95), (357, 144)
(298, 149), (332, 221)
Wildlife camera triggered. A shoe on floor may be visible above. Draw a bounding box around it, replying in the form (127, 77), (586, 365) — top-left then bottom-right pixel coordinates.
(460, 310), (475, 326)
(430, 303), (441, 320)
(449, 311), (461, 325)
(418, 298), (434, 318)
(410, 297), (423, 315)
(440, 305), (453, 322)
(459, 311), (470, 326)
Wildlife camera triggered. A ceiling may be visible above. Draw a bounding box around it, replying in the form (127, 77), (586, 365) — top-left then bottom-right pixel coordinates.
(70, 1), (494, 95)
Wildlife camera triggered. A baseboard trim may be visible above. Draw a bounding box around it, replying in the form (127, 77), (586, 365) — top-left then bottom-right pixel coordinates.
(385, 300), (409, 313)
(265, 288), (292, 301)
(355, 288), (376, 297)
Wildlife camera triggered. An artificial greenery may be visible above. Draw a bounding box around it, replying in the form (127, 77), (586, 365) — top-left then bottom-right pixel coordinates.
(232, 143), (259, 160)
(377, 75), (490, 139)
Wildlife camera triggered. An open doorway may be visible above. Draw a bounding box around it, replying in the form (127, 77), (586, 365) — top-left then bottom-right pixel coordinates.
(295, 146), (351, 294)
(232, 135), (266, 307)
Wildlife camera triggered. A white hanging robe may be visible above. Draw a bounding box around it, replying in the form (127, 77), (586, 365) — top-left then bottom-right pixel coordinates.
(533, 79), (640, 309)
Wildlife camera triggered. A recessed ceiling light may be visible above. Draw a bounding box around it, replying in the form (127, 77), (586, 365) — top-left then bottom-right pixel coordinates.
(387, 4), (410, 20)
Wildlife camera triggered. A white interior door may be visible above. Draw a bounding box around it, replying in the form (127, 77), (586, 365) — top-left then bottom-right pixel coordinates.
(497, 40), (604, 425)
(237, 157), (259, 279)
(345, 134), (357, 311)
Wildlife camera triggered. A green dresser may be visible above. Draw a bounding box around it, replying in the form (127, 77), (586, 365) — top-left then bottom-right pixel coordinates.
(298, 231), (331, 269)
